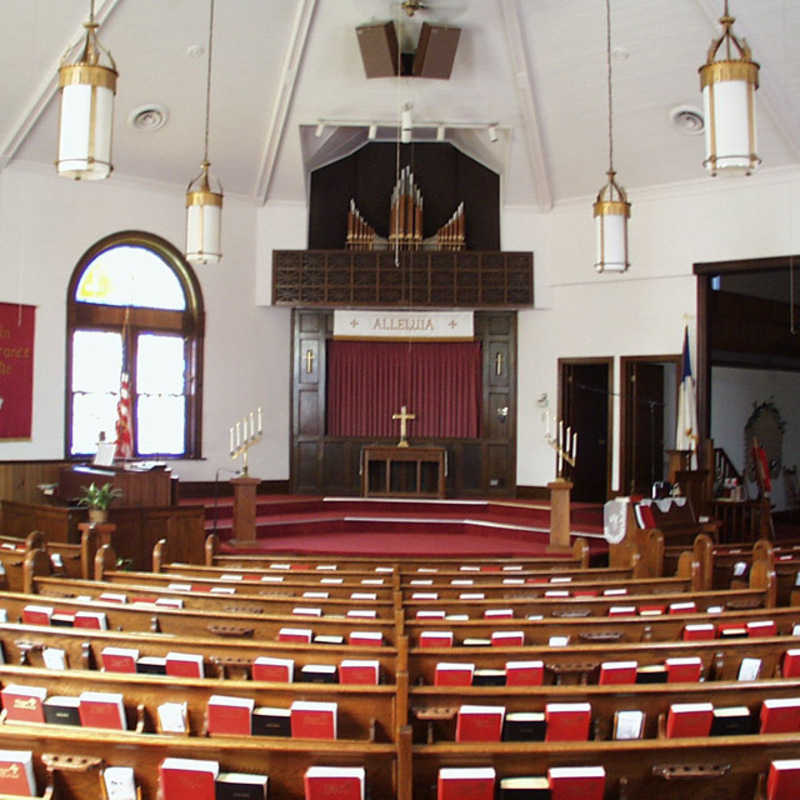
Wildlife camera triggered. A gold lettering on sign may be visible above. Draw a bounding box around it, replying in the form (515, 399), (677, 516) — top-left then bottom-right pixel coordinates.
(372, 317), (435, 332)
(0, 765), (21, 779)
(13, 698), (38, 710)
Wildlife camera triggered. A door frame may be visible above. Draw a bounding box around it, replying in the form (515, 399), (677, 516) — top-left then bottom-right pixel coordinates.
(557, 357), (614, 503)
(619, 354), (681, 496)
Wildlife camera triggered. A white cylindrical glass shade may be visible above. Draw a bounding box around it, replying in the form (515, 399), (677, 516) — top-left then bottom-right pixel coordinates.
(702, 77), (758, 175)
(594, 209), (629, 273)
(186, 202), (222, 264)
(57, 80), (115, 180)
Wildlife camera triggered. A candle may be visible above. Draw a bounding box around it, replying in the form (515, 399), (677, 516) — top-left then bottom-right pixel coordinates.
(236, 422), (241, 447)
(566, 425), (571, 452)
(243, 416), (249, 441)
(229, 426), (234, 454)
(250, 411), (255, 440)
(545, 408), (550, 434)
(573, 432), (578, 460)
(257, 406), (263, 434)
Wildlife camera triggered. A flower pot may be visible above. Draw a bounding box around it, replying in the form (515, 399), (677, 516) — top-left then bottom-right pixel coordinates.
(88, 509), (108, 525)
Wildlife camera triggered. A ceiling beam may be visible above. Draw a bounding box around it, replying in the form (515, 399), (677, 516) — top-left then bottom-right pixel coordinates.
(498, 0), (553, 211)
(0, 0), (124, 172)
(253, 0), (318, 205)
(694, 0), (800, 163)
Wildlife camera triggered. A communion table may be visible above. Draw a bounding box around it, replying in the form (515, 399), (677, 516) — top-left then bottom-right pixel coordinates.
(361, 446), (446, 499)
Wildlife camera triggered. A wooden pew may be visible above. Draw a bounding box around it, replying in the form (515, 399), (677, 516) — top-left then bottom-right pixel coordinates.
(0, 589), (399, 647)
(408, 634), (800, 686)
(0, 663), (397, 742)
(199, 533), (593, 572)
(0, 622), (401, 684)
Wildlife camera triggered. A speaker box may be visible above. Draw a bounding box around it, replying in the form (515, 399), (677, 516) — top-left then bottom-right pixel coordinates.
(413, 23), (461, 79)
(356, 21), (399, 78)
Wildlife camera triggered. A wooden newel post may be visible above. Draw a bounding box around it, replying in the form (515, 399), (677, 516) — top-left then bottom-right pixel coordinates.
(548, 478), (573, 551)
(230, 476), (260, 543)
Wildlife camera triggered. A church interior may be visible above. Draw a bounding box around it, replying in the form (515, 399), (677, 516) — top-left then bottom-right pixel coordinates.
(0, 0), (800, 798)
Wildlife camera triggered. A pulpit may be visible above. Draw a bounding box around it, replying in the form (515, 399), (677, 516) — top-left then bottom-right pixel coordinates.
(57, 464), (173, 508)
(362, 446), (446, 498)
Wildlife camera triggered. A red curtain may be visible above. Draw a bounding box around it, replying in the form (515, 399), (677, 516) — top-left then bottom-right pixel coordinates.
(327, 340), (482, 439)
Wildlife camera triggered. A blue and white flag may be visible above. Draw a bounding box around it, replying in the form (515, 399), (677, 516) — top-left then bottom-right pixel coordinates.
(675, 326), (699, 466)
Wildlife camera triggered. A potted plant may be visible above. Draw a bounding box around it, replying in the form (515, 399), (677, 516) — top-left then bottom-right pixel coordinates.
(77, 482), (123, 524)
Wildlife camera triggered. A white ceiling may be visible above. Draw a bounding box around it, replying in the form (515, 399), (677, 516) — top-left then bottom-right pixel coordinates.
(3, 0), (799, 210)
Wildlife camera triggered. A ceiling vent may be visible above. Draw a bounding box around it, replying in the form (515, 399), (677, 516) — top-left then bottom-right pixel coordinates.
(670, 105), (705, 136)
(128, 104), (169, 132)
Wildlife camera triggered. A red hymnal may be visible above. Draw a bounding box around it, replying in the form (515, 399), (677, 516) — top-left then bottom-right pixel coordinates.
(547, 766), (606, 800)
(252, 656), (294, 682)
(668, 601), (697, 614)
(717, 623), (749, 638)
(304, 766), (364, 800)
(101, 646), (139, 673)
(544, 703), (591, 741)
(348, 631), (384, 647)
(290, 700), (337, 739)
(437, 767), (496, 800)
(0, 750), (36, 796)
(207, 694), (254, 736)
(420, 631), (454, 648)
(598, 661), (638, 685)
(455, 705), (505, 742)
(278, 627), (313, 644)
(573, 589), (599, 598)
(78, 690), (127, 730)
(73, 610), (108, 629)
(165, 652), (204, 678)
(767, 759), (800, 800)
(434, 662), (475, 687)
(505, 660), (544, 687)
(783, 650), (800, 678)
(21, 604), (53, 625)
(639, 604), (666, 616)
(665, 702), (713, 738)
(760, 698), (800, 734)
(747, 620), (778, 637)
(665, 656), (703, 683)
(159, 758), (218, 800)
(682, 623), (715, 641)
(484, 609), (514, 620)
(1, 684), (47, 723)
(339, 659), (380, 685)
(607, 605), (637, 617)
(491, 631), (525, 647)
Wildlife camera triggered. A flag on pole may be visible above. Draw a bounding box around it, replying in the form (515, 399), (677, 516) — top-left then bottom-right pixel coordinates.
(114, 371), (133, 460)
(675, 326), (698, 467)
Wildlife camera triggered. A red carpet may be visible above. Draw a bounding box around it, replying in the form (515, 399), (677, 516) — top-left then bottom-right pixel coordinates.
(182, 494), (607, 559)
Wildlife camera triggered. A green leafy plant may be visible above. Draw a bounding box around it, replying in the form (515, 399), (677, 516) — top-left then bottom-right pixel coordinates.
(77, 482), (123, 511)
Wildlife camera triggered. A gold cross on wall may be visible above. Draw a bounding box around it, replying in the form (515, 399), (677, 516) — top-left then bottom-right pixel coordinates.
(392, 405), (416, 448)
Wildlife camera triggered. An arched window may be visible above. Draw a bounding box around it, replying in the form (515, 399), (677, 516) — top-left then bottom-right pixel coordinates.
(66, 231), (204, 459)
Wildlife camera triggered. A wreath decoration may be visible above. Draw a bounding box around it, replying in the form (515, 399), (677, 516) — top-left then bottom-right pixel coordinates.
(744, 398), (786, 481)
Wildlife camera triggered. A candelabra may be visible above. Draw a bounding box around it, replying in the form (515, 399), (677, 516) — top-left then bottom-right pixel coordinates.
(544, 411), (578, 479)
(229, 407), (263, 476)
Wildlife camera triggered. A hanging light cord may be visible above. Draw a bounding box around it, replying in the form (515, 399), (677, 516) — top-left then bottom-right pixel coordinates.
(605, 0), (614, 175)
(203, 0), (216, 164)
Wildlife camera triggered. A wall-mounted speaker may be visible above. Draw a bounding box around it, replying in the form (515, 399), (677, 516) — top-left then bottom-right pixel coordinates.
(356, 21), (399, 78)
(413, 23), (461, 79)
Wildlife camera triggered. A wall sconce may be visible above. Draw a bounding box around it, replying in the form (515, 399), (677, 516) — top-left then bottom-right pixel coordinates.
(488, 124), (498, 143)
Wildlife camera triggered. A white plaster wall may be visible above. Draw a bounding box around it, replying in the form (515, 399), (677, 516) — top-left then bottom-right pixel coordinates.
(0, 162), (290, 483)
(711, 366), (800, 512)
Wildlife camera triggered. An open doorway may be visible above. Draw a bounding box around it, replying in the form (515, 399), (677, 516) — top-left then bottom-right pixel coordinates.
(558, 358), (613, 503)
(620, 356), (680, 496)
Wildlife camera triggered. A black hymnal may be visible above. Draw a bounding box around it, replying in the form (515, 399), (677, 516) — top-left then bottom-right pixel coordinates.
(216, 772), (268, 800)
(50, 614), (74, 628)
(300, 664), (337, 684)
(43, 696), (81, 726)
(499, 775), (550, 799)
(136, 656), (167, 675)
(636, 665), (668, 684)
(472, 669), (506, 687)
(719, 627), (748, 639)
(502, 711), (546, 742)
(251, 706), (291, 737)
(710, 706), (753, 736)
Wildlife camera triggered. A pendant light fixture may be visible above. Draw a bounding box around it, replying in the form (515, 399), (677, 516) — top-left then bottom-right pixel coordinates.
(186, 0), (223, 264)
(56, 0), (118, 180)
(593, 0), (630, 273)
(699, 0), (760, 176)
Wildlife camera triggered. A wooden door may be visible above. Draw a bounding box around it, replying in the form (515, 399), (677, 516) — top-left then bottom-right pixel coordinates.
(559, 360), (612, 503)
(623, 362), (665, 495)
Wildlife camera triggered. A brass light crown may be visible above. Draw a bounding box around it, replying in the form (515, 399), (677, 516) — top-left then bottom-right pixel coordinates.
(699, 0), (760, 176)
(56, 0), (118, 180)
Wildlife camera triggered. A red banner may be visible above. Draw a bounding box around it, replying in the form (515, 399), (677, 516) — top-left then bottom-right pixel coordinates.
(0, 303), (35, 440)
